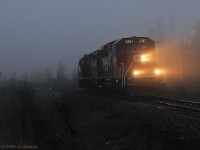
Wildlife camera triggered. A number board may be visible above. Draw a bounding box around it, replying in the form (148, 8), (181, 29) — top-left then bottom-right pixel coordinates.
(124, 39), (133, 44)
(124, 38), (147, 44)
(138, 38), (146, 43)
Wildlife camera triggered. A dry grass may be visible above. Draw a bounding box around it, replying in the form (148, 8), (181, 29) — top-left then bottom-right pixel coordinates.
(1, 81), (200, 149)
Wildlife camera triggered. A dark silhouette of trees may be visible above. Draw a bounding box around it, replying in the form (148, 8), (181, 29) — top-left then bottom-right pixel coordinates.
(10, 74), (35, 139)
(191, 21), (200, 53)
(56, 61), (68, 83)
(53, 93), (78, 136)
(45, 68), (54, 82)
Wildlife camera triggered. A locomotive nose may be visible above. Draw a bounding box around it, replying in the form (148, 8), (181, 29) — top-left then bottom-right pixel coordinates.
(132, 69), (164, 77)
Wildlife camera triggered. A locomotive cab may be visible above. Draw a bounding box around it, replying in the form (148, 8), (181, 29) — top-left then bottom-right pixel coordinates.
(127, 50), (165, 87)
(115, 37), (165, 88)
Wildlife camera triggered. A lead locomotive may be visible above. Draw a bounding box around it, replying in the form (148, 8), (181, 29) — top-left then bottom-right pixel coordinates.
(78, 36), (165, 90)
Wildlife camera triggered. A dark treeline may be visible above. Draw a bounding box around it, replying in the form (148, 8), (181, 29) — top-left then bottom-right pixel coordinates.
(0, 60), (78, 88)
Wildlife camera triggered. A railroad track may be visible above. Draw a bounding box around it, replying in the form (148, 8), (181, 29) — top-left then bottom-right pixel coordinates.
(150, 96), (200, 112)
(83, 89), (200, 112)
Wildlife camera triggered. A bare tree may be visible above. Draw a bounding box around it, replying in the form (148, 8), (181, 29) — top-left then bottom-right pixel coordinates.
(29, 70), (46, 82)
(146, 18), (186, 94)
(45, 68), (54, 82)
(71, 68), (78, 86)
(168, 18), (176, 41)
(10, 74), (35, 138)
(191, 21), (200, 55)
(189, 21), (200, 91)
(147, 17), (165, 44)
(56, 61), (68, 83)
(53, 94), (77, 136)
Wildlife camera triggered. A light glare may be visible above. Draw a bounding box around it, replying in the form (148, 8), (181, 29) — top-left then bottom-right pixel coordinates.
(133, 70), (139, 76)
(141, 54), (150, 62)
(154, 69), (162, 75)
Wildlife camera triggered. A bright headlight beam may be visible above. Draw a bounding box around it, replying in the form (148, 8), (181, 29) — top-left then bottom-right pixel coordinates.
(141, 54), (150, 62)
(154, 69), (162, 75)
(133, 70), (139, 76)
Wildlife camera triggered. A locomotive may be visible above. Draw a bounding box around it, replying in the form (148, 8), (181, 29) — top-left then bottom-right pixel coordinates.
(78, 36), (165, 91)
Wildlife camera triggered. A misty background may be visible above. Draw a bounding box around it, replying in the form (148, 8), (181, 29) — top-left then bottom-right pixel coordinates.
(0, 0), (200, 88)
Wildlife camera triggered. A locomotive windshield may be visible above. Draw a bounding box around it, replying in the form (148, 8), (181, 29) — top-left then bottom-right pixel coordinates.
(134, 45), (148, 51)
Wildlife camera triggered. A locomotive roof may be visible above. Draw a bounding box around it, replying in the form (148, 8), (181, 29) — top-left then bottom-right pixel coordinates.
(113, 36), (154, 45)
(100, 40), (117, 50)
(79, 36), (155, 62)
(89, 50), (101, 57)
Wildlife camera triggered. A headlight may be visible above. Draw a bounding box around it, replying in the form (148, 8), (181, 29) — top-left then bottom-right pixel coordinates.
(133, 70), (140, 76)
(154, 69), (162, 75)
(141, 54), (150, 62)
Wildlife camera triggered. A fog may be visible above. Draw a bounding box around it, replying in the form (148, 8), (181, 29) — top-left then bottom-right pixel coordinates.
(0, 0), (200, 79)
(154, 22), (200, 97)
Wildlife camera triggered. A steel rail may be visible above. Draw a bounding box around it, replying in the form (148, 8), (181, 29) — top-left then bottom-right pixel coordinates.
(82, 89), (200, 112)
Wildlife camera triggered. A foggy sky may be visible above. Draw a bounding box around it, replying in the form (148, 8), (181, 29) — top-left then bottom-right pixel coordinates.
(0, 0), (199, 77)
